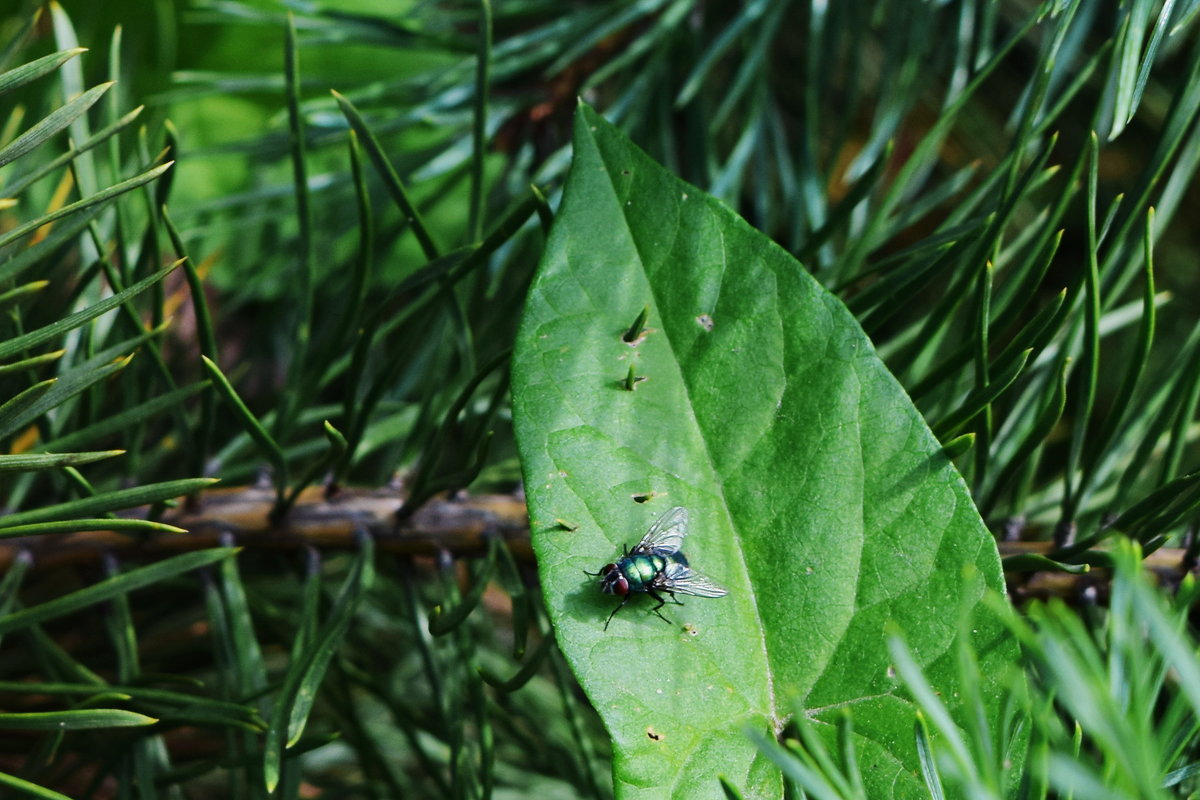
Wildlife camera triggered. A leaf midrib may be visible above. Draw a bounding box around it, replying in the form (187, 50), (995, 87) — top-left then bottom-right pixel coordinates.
(585, 122), (782, 737)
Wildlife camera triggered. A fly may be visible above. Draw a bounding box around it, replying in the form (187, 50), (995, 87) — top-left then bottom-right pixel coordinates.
(587, 506), (728, 630)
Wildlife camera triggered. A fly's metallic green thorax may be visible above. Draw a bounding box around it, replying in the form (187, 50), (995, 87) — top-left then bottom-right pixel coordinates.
(614, 553), (668, 592)
(588, 507), (728, 630)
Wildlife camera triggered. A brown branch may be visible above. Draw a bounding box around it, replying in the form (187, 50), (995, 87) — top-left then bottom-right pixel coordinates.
(0, 486), (1194, 604)
(0, 486), (530, 573)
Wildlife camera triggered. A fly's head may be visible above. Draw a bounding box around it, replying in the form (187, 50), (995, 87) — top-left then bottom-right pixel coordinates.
(598, 563), (629, 596)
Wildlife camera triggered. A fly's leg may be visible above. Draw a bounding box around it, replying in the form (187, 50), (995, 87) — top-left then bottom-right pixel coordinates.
(604, 594), (631, 631)
(645, 589), (681, 625)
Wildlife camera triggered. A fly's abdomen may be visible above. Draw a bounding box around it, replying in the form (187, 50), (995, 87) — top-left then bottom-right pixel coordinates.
(621, 554), (666, 591)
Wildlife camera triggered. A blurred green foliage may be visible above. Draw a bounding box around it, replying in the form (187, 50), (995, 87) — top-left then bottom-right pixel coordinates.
(0, 0), (1199, 797)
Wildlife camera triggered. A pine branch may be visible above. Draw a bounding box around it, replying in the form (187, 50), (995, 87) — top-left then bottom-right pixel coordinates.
(0, 487), (529, 573)
(1, 487), (1192, 605)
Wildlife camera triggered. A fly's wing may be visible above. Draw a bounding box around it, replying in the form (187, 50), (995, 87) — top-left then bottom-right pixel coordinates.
(659, 560), (729, 598)
(633, 506), (689, 556)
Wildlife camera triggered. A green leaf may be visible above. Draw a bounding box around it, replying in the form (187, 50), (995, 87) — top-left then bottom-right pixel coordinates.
(35, 381), (208, 453)
(1000, 552), (1090, 575)
(0, 548), (31, 649)
(0, 349), (65, 377)
(0, 358), (128, 441)
(0, 518), (187, 539)
(0, 708), (157, 730)
(216, 540), (269, 700)
(331, 90), (439, 261)
(0, 162), (172, 253)
(0, 261), (180, 362)
(0, 679), (263, 729)
(0, 379), (55, 440)
(262, 531), (374, 793)
(0, 209), (97, 285)
(0, 547), (237, 637)
(0, 47), (86, 97)
(0, 770), (74, 800)
(512, 105), (1018, 799)
(200, 355), (288, 487)
(0, 280), (48, 307)
(0, 478), (217, 530)
(3, 324), (169, 443)
(0, 80), (111, 169)
(2, 104), (145, 200)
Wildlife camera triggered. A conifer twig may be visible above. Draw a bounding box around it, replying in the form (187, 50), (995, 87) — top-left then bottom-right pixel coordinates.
(0, 488), (1193, 605)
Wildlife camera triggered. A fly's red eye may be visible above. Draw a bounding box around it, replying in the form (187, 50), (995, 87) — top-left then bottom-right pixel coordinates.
(601, 563), (616, 574)
(613, 575), (630, 596)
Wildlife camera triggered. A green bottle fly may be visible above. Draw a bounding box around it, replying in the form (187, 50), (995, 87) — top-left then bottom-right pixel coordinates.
(588, 507), (727, 630)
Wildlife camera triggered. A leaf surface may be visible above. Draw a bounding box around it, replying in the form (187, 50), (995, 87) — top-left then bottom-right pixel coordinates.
(512, 104), (1017, 799)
